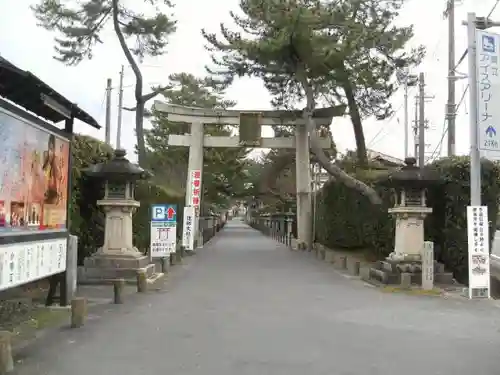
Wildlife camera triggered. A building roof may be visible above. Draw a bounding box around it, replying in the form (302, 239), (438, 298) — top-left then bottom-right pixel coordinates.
(0, 56), (100, 129)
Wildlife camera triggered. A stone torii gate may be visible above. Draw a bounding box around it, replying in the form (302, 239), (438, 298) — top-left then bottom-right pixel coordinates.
(153, 101), (338, 249)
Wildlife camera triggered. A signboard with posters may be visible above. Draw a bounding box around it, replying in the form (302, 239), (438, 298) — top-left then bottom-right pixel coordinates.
(182, 206), (195, 250)
(150, 204), (177, 257)
(467, 206), (490, 298)
(0, 103), (70, 291)
(189, 170), (201, 216)
(0, 106), (69, 234)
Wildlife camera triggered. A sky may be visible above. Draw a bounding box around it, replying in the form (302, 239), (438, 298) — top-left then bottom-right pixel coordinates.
(0, 0), (498, 163)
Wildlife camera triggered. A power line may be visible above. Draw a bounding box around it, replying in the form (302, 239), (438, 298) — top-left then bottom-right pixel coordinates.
(454, 0), (500, 70)
(427, 84), (469, 161)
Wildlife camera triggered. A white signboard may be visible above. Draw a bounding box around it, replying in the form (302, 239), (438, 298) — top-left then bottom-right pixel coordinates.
(0, 238), (67, 292)
(150, 222), (177, 257)
(182, 206), (195, 250)
(476, 30), (500, 159)
(421, 241), (434, 291)
(467, 206), (490, 298)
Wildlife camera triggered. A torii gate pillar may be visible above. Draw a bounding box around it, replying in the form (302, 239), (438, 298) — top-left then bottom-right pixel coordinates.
(295, 123), (311, 250)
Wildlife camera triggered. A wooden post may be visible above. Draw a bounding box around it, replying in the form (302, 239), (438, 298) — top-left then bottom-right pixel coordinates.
(0, 331), (13, 373)
(71, 297), (87, 328)
(137, 270), (148, 293)
(113, 279), (125, 304)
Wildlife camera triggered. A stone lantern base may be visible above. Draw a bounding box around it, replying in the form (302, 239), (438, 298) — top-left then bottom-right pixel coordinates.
(368, 206), (454, 286)
(369, 257), (454, 286)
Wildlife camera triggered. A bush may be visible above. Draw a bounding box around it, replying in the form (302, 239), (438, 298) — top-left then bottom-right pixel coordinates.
(426, 156), (500, 284)
(314, 170), (394, 259)
(314, 156), (500, 285)
(70, 135), (113, 264)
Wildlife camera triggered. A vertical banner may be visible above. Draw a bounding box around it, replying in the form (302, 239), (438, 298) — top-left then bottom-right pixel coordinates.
(467, 206), (490, 298)
(182, 206), (195, 250)
(189, 170), (201, 216)
(150, 204), (177, 258)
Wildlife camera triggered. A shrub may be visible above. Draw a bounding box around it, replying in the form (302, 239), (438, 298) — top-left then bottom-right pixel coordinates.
(314, 156), (500, 285)
(426, 156), (500, 284)
(70, 135), (113, 264)
(314, 170), (394, 259)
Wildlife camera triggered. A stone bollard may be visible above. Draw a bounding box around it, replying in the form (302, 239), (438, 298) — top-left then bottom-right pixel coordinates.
(71, 297), (87, 328)
(136, 270), (148, 293)
(349, 260), (361, 276)
(337, 255), (347, 270)
(400, 273), (412, 289)
(0, 331), (13, 374)
(324, 251), (335, 263)
(160, 257), (168, 273)
(169, 253), (176, 266)
(113, 278), (125, 304)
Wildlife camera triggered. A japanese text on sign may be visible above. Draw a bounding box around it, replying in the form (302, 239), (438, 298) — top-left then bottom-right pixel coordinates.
(477, 30), (500, 153)
(190, 170), (201, 208)
(182, 206), (195, 250)
(466, 206), (490, 296)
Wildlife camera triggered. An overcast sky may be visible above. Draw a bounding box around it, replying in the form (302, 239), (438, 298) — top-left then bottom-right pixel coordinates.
(0, 0), (497, 162)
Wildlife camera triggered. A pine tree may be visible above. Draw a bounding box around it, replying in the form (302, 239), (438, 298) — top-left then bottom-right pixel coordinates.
(202, 0), (424, 203)
(31, 0), (177, 166)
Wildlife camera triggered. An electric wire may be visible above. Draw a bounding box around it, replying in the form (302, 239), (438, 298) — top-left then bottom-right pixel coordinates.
(454, 0), (500, 70)
(426, 84), (469, 162)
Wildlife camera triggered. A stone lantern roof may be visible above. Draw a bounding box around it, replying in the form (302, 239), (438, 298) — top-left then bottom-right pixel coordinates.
(377, 157), (441, 189)
(83, 149), (152, 182)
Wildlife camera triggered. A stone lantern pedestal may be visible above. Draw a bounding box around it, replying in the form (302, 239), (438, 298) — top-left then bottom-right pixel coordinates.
(369, 158), (453, 285)
(78, 149), (158, 284)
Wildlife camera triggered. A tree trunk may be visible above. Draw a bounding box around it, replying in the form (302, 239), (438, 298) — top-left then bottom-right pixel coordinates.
(112, 0), (146, 166)
(342, 78), (368, 166)
(298, 72), (382, 205)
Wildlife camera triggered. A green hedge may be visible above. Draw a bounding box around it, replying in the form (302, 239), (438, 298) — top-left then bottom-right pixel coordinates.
(314, 157), (500, 284)
(425, 156), (500, 283)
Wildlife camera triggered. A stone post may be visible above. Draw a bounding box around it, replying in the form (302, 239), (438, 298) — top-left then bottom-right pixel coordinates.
(295, 124), (312, 250)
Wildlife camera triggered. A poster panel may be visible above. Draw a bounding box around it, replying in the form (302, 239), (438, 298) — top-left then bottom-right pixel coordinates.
(0, 106), (70, 235)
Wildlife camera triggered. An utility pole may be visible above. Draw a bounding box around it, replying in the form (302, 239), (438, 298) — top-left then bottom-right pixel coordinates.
(105, 78), (112, 145)
(413, 96), (419, 159)
(116, 65), (124, 149)
(418, 73), (426, 167)
(404, 80), (409, 158)
(446, 0), (456, 156)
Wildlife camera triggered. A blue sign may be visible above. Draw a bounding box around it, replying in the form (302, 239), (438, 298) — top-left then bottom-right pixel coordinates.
(486, 125), (497, 137)
(151, 204), (177, 222)
(482, 35), (495, 53)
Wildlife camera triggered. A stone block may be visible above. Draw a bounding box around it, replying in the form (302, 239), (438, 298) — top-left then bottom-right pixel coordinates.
(434, 262), (445, 274)
(324, 251), (335, 263)
(71, 297), (87, 328)
(360, 267), (371, 281)
(0, 331), (13, 373)
(435, 272), (454, 285)
(77, 263), (155, 284)
(336, 255), (347, 269)
(113, 279), (125, 304)
(400, 273), (412, 289)
(348, 260), (361, 276)
(136, 269), (148, 293)
(370, 268), (388, 283)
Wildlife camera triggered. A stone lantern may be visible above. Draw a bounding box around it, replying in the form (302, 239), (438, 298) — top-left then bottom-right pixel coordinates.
(79, 149), (153, 283)
(385, 157), (438, 262)
(369, 157), (452, 285)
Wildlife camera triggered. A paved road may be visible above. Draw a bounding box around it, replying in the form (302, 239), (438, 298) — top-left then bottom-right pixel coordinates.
(14, 220), (500, 375)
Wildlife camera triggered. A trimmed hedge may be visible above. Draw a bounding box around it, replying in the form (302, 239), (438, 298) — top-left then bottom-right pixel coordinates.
(314, 156), (500, 284)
